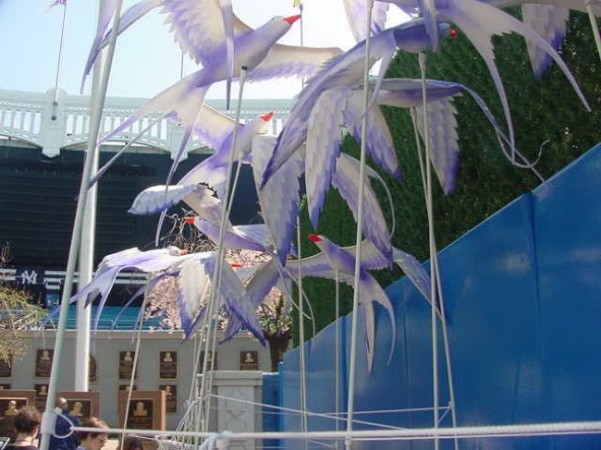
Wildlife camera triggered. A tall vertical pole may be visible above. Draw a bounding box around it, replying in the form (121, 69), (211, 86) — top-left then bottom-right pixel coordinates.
(39, 2), (124, 449)
(74, 0), (106, 393)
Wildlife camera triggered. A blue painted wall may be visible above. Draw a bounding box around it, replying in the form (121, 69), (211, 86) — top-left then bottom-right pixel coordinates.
(280, 143), (601, 449)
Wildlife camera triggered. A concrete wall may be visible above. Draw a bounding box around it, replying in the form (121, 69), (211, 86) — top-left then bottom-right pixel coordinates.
(1, 329), (271, 430)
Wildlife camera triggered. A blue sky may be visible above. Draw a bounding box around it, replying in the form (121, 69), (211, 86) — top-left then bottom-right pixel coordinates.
(0, 1), (406, 99)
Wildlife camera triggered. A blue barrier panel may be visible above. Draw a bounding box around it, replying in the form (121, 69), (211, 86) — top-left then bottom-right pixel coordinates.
(263, 372), (280, 450)
(280, 143), (601, 449)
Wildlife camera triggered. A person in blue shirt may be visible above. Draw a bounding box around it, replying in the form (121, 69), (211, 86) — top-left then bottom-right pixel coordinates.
(49, 398), (80, 450)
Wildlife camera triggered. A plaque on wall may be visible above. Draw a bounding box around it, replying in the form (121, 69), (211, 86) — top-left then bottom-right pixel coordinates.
(119, 384), (137, 391)
(118, 391), (166, 431)
(240, 351), (259, 370)
(59, 391), (100, 422)
(35, 349), (54, 378)
(198, 351), (217, 373)
(0, 384), (10, 390)
(89, 355), (97, 383)
(159, 385), (177, 414)
(159, 351), (177, 379)
(0, 390), (36, 441)
(119, 351), (136, 380)
(34, 384), (49, 411)
(0, 359), (11, 378)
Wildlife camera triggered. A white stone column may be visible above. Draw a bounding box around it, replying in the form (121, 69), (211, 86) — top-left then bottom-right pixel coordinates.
(211, 370), (264, 450)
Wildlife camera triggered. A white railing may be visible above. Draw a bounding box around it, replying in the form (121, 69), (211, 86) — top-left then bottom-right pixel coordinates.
(0, 88), (291, 158)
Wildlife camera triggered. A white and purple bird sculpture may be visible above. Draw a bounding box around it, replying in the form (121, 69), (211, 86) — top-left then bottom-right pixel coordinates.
(342, 0), (590, 164)
(283, 234), (432, 372)
(97, 11), (340, 189)
(70, 246), (265, 343)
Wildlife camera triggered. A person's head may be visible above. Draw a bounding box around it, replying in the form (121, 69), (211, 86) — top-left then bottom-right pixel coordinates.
(57, 397), (68, 410)
(13, 407), (41, 438)
(78, 417), (108, 450)
(122, 436), (143, 450)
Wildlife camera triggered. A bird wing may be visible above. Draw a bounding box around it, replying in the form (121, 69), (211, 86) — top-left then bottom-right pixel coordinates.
(189, 103), (235, 150)
(413, 97), (460, 194)
(358, 272), (396, 372)
(343, 0), (390, 42)
(244, 44), (342, 82)
(439, 0), (590, 161)
(161, 0), (242, 66)
(81, 0), (160, 90)
(194, 220), (267, 251)
(177, 257), (212, 337)
(344, 91), (401, 180)
(252, 136), (303, 264)
(521, 4), (570, 78)
(129, 184), (197, 215)
(221, 258), (282, 343)
(305, 88), (348, 229)
(332, 153), (393, 260)
(392, 247), (431, 303)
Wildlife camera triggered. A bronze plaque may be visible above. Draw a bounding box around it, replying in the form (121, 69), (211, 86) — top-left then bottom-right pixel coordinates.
(119, 351), (136, 380)
(119, 384), (137, 391)
(198, 351), (217, 373)
(240, 351), (259, 370)
(0, 391), (35, 441)
(70, 400), (91, 419)
(0, 359), (11, 378)
(118, 391), (166, 431)
(159, 385), (177, 414)
(35, 349), (54, 378)
(59, 392), (99, 422)
(34, 384), (49, 411)
(89, 355), (97, 383)
(159, 351), (177, 379)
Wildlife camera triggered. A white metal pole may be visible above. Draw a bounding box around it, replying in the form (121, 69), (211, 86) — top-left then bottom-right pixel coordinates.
(74, 0), (107, 393)
(39, 2), (125, 450)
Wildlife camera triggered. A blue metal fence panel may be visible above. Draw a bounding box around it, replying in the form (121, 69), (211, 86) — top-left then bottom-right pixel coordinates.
(280, 143), (601, 449)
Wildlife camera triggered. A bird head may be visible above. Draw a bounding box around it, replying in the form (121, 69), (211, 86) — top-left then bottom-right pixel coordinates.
(261, 111), (274, 122)
(308, 234), (323, 244)
(255, 15), (301, 45)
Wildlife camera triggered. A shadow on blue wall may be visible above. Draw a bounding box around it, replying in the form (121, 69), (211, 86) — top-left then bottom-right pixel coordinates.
(280, 143), (601, 449)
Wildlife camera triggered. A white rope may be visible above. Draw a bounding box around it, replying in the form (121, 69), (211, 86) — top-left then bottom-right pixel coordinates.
(207, 393), (415, 431)
(71, 420), (601, 441)
(346, 2), (374, 449)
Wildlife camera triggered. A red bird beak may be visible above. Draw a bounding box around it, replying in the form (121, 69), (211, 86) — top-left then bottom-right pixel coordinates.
(184, 217), (195, 224)
(284, 15), (301, 25)
(261, 111), (274, 122)
(230, 263), (242, 268)
(308, 234), (322, 243)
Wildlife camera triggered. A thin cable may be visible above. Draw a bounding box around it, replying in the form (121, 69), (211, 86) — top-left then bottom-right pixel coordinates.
(334, 270), (340, 450)
(346, 2), (374, 450)
(121, 299), (147, 450)
(52, 2), (68, 110)
(296, 218), (309, 442)
(197, 67), (249, 437)
(38, 3), (125, 450)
